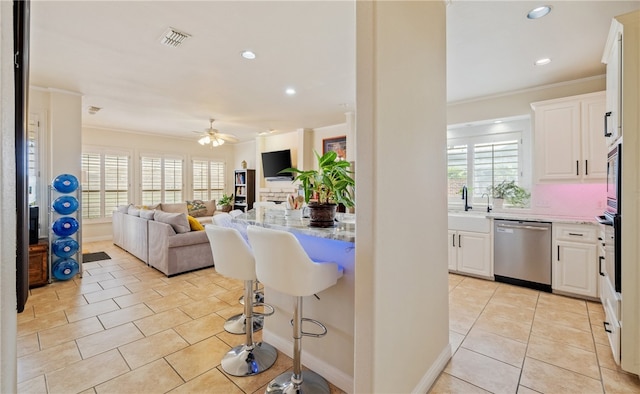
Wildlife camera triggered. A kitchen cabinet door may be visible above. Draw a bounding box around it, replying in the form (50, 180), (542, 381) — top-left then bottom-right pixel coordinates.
(553, 240), (598, 298)
(533, 99), (581, 181)
(457, 231), (491, 278)
(582, 97), (608, 180)
(603, 19), (622, 146)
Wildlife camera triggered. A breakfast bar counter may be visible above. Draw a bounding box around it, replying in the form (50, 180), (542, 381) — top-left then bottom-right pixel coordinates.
(233, 208), (355, 392)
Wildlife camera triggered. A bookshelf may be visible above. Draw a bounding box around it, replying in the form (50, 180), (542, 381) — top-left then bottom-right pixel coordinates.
(233, 169), (255, 212)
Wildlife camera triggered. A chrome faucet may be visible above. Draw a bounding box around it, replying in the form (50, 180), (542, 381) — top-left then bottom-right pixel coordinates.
(462, 186), (472, 211)
(482, 193), (492, 213)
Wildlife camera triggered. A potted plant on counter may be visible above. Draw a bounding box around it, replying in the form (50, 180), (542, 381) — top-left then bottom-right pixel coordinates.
(217, 193), (234, 212)
(487, 180), (530, 208)
(282, 150), (355, 227)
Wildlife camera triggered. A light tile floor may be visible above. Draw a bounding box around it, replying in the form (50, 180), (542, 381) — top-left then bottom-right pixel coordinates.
(17, 241), (345, 394)
(430, 274), (640, 393)
(17, 242), (640, 393)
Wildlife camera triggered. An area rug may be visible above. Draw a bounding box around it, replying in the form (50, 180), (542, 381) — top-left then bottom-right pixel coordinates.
(82, 251), (111, 263)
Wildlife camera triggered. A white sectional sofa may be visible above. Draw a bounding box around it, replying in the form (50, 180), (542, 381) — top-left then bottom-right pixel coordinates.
(112, 200), (218, 276)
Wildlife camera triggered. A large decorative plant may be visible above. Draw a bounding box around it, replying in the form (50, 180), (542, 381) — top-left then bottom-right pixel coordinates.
(282, 150), (355, 207)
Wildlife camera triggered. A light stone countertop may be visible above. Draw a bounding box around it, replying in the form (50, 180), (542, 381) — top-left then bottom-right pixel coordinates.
(449, 209), (601, 225)
(233, 208), (356, 243)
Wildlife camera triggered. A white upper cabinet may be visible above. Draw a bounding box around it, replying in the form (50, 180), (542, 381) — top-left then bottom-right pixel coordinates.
(531, 91), (607, 182)
(602, 18), (623, 146)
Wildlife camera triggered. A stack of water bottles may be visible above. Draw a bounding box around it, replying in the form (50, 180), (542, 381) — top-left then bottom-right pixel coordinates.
(50, 174), (80, 281)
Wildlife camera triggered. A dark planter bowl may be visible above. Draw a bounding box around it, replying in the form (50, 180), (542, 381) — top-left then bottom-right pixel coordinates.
(308, 202), (337, 228)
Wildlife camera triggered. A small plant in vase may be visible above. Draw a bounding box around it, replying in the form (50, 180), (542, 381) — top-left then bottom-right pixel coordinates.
(282, 150), (355, 227)
(487, 180), (530, 208)
(217, 193), (234, 212)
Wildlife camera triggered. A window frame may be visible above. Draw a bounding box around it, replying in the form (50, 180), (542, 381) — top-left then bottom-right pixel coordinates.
(447, 117), (532, 209)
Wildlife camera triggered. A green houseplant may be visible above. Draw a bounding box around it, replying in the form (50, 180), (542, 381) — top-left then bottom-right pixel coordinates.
(487, 180), (530, 208)
(282, 150), (355, 227)
(217, 193), (234, 212)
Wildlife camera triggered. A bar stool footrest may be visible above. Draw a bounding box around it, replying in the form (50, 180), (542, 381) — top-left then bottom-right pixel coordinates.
(289, 317), (328, 338)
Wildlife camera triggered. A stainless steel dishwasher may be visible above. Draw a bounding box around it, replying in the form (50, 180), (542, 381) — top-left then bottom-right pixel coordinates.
(494, 219), (552, 292)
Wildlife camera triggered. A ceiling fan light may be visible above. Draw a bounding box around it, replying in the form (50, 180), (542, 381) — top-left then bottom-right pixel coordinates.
(199, 136), (210, 145)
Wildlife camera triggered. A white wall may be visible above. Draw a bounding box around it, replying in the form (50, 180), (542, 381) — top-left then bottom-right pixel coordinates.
(447, 76), (606, 126)
(355, 2), (449, 392)
(0, 2), (18, 392)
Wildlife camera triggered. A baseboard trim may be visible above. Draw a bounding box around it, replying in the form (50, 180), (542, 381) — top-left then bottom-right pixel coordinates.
(263, 329), (354, 393)
(411, 343), (452, 393)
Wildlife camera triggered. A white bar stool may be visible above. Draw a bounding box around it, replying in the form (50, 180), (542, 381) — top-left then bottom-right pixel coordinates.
(247, 225), (344, 394)
(205, 224), (277, 376)
(212, 213), (264, 334)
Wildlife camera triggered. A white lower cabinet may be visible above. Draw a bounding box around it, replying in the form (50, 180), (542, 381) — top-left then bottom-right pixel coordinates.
(448, 230), (491, 278)
(552, 223), (598, 298)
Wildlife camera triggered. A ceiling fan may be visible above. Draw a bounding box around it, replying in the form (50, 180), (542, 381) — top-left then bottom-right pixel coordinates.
(194, 118), (239, 147)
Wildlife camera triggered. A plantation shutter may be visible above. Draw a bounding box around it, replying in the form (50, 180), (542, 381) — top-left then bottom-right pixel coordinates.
(81, 153), (102, 219)
(473, 140), (519, 197)
(447, 145), (468, 199)
(141, 157), (162, 205)
(163, 158), (183, 203)
(104, 154), (129, 216)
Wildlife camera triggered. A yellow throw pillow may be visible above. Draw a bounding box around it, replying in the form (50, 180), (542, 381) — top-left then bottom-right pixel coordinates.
(187, 215), (204, 231)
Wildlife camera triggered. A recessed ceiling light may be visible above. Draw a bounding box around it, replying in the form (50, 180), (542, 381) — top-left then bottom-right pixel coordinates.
(527, 5), (551, 19)
(534, 58), (552, 66)
(241, 50), (256, 60)
(285, 88), (296, 95)
(494, 120), (502, 124)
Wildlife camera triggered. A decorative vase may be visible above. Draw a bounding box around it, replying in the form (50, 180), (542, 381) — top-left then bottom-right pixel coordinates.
(308, 202), (337, 228)
(493, 198), (504, 211)
(219, 205), (232, 213)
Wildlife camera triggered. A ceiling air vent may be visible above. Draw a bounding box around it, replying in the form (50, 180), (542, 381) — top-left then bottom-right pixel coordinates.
(159, 27), (191, 48)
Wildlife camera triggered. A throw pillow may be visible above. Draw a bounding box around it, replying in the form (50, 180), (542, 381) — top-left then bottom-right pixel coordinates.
(186, 199), (207, 218)
(116, 204), (130, 214)
(159, 202), (188, 215)
(187, 215), (204, 231)
(154, 210), (190, 234)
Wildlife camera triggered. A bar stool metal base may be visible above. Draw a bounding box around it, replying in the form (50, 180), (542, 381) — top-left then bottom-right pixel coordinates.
(265, 370), (330, 394)
(221, 341), (277, 377)
(224, 313), (264, 334)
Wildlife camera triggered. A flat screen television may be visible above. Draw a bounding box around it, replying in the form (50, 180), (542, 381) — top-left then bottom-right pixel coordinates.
(262, 149), (294, 181)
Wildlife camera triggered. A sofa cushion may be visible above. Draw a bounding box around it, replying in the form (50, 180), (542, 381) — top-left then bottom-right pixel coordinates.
(187, 215), (204, 231)
(167, 230), (209, 248)
(159, 202), (188, 215)
(117, 204), (130, 214)
(127, 205), (141, 217)
(186, 200), (207, 218)
(139, 209), (155, 220)
(154, 210), (190, 234)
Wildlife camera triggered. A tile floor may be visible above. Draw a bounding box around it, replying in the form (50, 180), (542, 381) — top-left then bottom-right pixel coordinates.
(17, 241), (640, 393)
(17, 240), (345, 394)
(429, 274), (640, 393)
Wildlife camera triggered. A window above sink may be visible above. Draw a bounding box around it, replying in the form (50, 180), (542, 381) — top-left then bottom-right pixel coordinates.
(447, 116), (532, 210)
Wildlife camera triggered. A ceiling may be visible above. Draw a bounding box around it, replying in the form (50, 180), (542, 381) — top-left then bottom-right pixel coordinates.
(29, 1), (640, 143)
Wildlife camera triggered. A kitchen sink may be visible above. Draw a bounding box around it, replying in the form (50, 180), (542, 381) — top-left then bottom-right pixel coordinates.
(448, 212), (491, 233)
